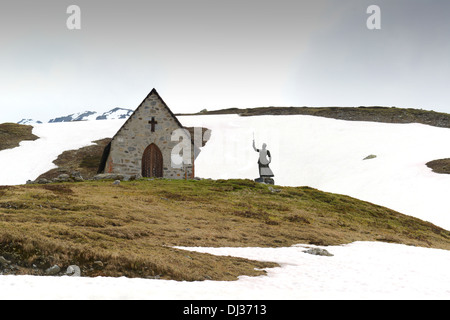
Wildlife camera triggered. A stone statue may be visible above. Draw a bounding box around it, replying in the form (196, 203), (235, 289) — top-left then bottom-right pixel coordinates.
(252, 138), (274, 184)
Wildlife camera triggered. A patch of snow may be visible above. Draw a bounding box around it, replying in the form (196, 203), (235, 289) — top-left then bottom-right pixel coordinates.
(42, 108), (133, 123)
(96, 108), (133, 120)
(0, 120), (126, 185)
(0, 242), (448, 300)
(179, 115), (450, 231)
(0, 115), (449, 300)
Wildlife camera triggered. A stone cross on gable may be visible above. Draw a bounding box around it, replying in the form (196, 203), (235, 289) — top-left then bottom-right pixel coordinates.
(148, 117), (158, 132)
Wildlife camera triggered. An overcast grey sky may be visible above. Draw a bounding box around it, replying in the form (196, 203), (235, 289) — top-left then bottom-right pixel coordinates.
(1, 0), (449, 122)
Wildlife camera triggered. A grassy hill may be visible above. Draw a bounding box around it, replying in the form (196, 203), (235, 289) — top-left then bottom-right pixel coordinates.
(0, 113), (449, 281)
(0, 123), (38, 151)
(180, 106), (450, 129)
(426, 159), (450, 174)
(0, 178), (449, 280)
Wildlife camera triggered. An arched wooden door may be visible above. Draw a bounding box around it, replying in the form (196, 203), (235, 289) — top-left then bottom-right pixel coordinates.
(142, 143), (163, 178)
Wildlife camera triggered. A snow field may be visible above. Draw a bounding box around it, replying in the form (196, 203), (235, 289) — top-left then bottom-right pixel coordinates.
(179, 114), (450, 230)
(0, 114), (449, 299)
(0, 119), (126, 185)
(0, 242), (448, 299)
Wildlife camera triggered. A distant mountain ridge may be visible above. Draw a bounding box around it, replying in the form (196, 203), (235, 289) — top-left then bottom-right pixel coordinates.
(17, 107), (133, 125)
(17, 119), (43, 125)
(20, 106), (450, 129)
(181, 106), (450, 129)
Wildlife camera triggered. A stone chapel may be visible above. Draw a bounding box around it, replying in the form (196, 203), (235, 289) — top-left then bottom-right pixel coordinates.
(98, 88), (200, 179)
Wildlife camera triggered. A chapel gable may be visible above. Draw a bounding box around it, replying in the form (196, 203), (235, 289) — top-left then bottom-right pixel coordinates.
(98, 88), (200, 179)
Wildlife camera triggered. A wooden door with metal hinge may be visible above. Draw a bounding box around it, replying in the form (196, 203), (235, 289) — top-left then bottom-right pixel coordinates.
(142, 143), (163, 178)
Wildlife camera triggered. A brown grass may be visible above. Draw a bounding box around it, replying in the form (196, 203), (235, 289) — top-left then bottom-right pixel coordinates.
(179, 106), (450, 129)
(36, 138), (111, 180)
(0, 123), (38, 151)
(426, 159), (450, 174)
(0, 179), (449, 281)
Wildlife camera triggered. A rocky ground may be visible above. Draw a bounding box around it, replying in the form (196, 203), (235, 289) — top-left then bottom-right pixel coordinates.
(0, 251), (97, 277)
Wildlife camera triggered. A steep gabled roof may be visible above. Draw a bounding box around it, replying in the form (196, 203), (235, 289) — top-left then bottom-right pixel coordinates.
(97, 88), (193, 174)
(110, 88), (184, 142)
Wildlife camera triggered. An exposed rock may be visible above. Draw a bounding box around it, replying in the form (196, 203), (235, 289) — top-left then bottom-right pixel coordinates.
(363, 154), (377, 160)
(101, 173), (136, 181)
(70, 171), (84, 182)
(93, 173), (126, 181)
(56, 174), (70, 182)
(303, 247), (334, 257)
(268, 186), (281, 193)
(27, 171), (86, 184)
(66, 265), (81, 277)
(46, 265), (61, 275)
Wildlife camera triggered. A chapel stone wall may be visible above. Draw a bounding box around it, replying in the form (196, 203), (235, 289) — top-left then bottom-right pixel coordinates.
(105, 92), (194, 179)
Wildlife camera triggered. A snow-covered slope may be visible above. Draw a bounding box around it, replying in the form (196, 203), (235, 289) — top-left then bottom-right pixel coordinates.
(48, 111), (96, 123)
(180, 114), (450, 231)
(0, 241), (448, 300)
(0, 114), (449, 299)
(0, 242), (450, 304)
(17, 119), (43, 125)
(48, 108), (133, 122)
(20, 108), (134, 124)
(95, 107), (134, 120)
(0, 120), (126, 185)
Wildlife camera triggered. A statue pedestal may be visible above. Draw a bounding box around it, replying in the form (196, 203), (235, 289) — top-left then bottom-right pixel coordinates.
(254, 177), (274, 185)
